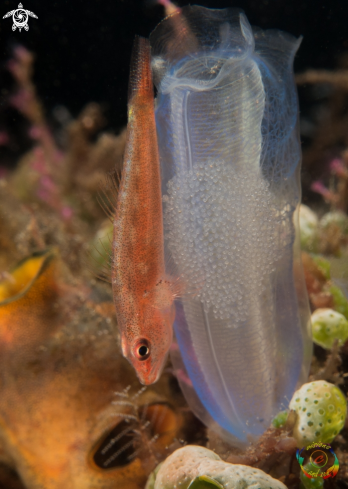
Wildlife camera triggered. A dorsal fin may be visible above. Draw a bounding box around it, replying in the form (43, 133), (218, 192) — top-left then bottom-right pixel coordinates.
(128, 36), (153, 102)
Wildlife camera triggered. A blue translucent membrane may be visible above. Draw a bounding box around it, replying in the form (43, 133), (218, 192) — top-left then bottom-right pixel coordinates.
(150, 6), (312, 445)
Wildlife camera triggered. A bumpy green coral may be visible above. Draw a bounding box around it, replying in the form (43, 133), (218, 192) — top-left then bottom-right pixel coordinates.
(289, 381), (347, 446)
(311, 308), (348, 349)
(308, 254), (348, 318)
(299, 204), (319, 252)
(311, 255), (331, 280)
(299, 464), (323, 489)
(272, 411), (289, 428)
(329, 284), (348, 319)
(320, 210), (348, 233)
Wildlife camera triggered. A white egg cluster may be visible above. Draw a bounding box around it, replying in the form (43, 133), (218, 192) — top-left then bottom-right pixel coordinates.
(163, 159), (293, 322)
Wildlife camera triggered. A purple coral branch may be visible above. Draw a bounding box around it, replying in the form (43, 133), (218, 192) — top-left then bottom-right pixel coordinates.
(8, 46), (72, 220)
(330, 158), (348, 179)
(311, 181), (338, 204)
(157, 0), (181, 14)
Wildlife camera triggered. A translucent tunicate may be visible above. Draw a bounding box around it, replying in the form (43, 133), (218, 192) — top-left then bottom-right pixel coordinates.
(151, 5), (312, 444)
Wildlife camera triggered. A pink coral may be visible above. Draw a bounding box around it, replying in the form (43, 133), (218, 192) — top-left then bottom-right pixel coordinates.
(311, 181), (338, 204)
(330, 158), (348, 179)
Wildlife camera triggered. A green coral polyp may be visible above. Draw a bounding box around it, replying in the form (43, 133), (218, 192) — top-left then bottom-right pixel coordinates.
(300, 463), (324, 489)
(311, 308), (348, 349)
(272, 411), (289, 428)
(299, 204), (319, 252)
(188, 476), (224, 489)
(311, 255), (331, 280)
(289, 381), (347, 446)
(329, 285), (348, 320)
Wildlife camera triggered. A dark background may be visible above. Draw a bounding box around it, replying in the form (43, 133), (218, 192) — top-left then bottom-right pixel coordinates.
(0, 0), (347, 135)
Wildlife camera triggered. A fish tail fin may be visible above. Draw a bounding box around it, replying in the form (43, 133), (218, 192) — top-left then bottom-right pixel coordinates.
(128, 36), (153, 102)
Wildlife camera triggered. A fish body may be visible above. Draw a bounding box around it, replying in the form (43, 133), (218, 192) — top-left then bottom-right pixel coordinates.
(112, 37), (175, 385)
(150, 6), (312, 443)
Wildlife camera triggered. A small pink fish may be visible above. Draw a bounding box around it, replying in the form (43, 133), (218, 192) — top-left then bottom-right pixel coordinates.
(111, 37), (176, 385)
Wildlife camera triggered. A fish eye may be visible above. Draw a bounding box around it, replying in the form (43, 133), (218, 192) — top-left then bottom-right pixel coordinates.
(134, 339), (150, 361)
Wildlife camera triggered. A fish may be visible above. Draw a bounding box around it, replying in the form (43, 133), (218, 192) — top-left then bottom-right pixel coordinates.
(111, 36), (176, 386)
(150, 6), (312, 444)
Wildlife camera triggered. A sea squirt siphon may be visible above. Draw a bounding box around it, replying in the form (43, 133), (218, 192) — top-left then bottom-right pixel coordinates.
(150, 6), (312, 444)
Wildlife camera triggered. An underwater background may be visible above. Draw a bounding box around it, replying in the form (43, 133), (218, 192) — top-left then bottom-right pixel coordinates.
(0, 0), (347, 168)
(1, 1), (348, 489)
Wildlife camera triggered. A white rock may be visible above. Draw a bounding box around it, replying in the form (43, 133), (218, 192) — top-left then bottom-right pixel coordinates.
(153, 445), (287, 489)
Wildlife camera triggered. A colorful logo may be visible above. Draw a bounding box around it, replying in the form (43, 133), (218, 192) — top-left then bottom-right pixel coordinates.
(296, 442), (339, 479)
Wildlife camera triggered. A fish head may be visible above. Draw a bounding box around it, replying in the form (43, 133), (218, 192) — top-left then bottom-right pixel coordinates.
(122, 304), (175, 385)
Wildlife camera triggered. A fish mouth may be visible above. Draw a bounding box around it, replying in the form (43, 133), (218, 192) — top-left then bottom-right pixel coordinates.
(137, 369), (161, 386)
